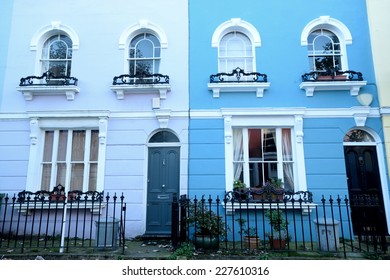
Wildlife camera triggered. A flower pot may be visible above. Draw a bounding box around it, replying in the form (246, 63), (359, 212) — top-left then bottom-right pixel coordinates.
(244, 236), (260, 249)
(269, 236), (287, 250)
(193, 235), (219, 250)
(317, 75), (346, 81)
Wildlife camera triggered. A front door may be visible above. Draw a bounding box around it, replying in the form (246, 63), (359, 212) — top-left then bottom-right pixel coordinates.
(344, 145), (388, 235)
(146, 146), (180, 235)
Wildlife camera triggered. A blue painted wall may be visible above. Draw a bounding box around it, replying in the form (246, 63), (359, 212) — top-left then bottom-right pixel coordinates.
(188, 0), (384, 204)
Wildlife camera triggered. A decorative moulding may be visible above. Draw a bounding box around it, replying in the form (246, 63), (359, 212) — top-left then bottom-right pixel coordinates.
(17, 86), (80, 101)
(110, 84), (171, 100)
(299, 80), (367, 97)
(208, 82), (270, 98)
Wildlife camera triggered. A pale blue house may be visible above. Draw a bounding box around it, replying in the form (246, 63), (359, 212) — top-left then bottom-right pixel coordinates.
(188, 0), (390, 236)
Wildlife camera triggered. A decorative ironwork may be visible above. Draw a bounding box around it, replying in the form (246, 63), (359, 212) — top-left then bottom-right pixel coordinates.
(210, 67), (268, 83)
(224, 187), (313, 203)
(301, 67), (363, 82)
(19, 71), (78, 86)
(112, 72), (170, 85)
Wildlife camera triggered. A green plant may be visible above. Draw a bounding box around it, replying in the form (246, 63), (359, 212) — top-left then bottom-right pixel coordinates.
(168, 243), (195, 260)
(236, 218), (258, 237)
(233, 180), (246, 190)
(265, 209), (288, 238)
(186, 202), (227, 237)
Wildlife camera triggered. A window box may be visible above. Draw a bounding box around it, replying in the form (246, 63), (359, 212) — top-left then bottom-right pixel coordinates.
(111, 73), (171, 100)
(208, 67), (270, 98)
(300, 70), (366, 96)
(17, 71), (79, 101)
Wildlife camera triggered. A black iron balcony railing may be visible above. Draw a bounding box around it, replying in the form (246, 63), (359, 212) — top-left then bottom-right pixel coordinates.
(210, 67), (268, 83)
(19, 71), (78, 86)
(112, 72), (170, 85)
(302, 68), (364, 82)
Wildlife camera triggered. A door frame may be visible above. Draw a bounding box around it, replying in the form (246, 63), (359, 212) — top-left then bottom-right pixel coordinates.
(343, 127), (390, 234)
(145, 130), (181, 235)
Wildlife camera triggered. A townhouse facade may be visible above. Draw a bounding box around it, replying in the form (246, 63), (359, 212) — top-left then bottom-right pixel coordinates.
(0, 0), (189, 237)
(188, 0), (390, 235)
(0, 0), (389, 240)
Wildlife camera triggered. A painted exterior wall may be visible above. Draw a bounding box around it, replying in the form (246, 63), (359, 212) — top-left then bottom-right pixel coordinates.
(188, 0), (390, 231)
(0, 0), (13, 105)
(366, 0), (390, 202)
(0, 0), (188, 237)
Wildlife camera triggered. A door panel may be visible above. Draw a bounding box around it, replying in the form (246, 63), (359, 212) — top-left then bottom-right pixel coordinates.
(146, 147), (179, 235)
(344, 146), (388, 235)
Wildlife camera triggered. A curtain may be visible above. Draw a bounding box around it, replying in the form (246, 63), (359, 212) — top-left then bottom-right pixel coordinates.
(233, 128), (243, 181)
(282, 129), (294, 191)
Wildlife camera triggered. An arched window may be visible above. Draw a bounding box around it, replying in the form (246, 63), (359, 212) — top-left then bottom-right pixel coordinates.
(129, 33), (161, 76)
(149, 131), (179, 143)
(344, 129), (375, 143)
(307, 29), (341, 72)
(41, 34), (73, 76)
(219, 31), (253, 73)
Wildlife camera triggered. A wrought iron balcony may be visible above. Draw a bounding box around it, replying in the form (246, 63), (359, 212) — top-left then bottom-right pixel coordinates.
(301, 68), (363, 82)
(300, 68), (367, 97)
(210, 67), (268, 83)
(19, 71), (78, 86)
(112, 72), (169, 85)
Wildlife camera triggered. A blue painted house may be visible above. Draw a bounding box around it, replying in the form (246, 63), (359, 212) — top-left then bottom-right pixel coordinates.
(188, 0), (390, 236)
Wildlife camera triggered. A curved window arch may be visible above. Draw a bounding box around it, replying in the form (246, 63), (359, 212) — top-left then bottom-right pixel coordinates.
(301, 16), (352, 71)
(344, 129), (375, 143)
(212, 18), (260, 73)
(129, 33), (161, 76)
(41, 34), (73, 76)
(149, 130), (179, 143)
(219, 31), (253, 73)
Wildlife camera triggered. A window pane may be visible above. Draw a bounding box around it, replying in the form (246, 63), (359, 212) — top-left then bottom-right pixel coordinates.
(71, 130), (85, 161)
(48, 61), (67, 76)
(49, 41), (67, 59)
(263, 129), (277, 161)
(70, 163), (84, 191)
(56, 163), (66, 186)
(57, 130), (68, 161)
(90, 130), (99, 161)
(43, 131), (54, 161)
(41, 164), (52, 191)
(137, 39), (154, 57)
(248, 129), (261, 160)
(89, 163), (97, 191)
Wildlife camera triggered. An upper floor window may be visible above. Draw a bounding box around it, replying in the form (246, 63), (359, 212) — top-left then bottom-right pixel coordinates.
(41, 34), (73, 77)
(129, 33), (161, 76)
(307, 29), (341, 72)
(219, 31), (253, 73)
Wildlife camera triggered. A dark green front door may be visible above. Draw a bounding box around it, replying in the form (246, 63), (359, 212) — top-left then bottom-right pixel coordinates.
(146, 146), (180, 235)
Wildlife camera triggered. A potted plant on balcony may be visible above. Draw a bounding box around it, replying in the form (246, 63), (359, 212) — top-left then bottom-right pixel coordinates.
(265, 209), (289, 250)
(250, 177), (285, 201)
(186, 201), (227, 250)
(233, 180), (249, 200)
(236, 218), (260, 249)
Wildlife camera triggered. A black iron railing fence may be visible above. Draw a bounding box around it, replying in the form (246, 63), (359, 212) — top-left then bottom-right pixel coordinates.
(0, 190), (126, 254)
(172, 191), (388, 257)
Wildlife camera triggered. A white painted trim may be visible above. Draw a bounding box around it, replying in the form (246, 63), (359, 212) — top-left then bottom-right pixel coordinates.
(301, 16), (352, 71)
(30, 21), (80, 51)
(17, 86), (80, 101)
(212, 18), (261, 47)
(208, 82), (270, 98)
(301, 16), (352, 46)
(299, 81), (367, 96)
(343, 127), (390, 234)
(118, 20), (168, 49)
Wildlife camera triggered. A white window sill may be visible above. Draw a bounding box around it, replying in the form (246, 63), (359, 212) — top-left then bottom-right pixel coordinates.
(111, 84), (171, 100)
(208, 82), (271, 98)
(299, 80), (367, 96)
(224, 202), (317, 215)
(17, 86), (80, 101)
(12, 201), (106, 215)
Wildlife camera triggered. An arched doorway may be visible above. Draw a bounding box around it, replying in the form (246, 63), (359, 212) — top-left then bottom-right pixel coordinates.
(343, 129), (388, 237)
(145, 130), (180, 236)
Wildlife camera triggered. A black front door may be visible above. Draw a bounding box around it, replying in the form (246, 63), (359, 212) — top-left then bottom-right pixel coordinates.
(146, 147), (180, 235)
(344, 146), (388, 235)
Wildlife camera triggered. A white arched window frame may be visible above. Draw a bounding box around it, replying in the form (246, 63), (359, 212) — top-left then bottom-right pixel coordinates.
(30, 22), (79, 76)
(301, 16), (352, 71)
(212, 18), (261, 73)
(119, 20), (168, 74)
